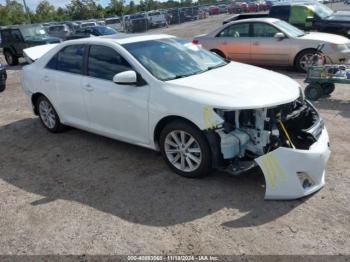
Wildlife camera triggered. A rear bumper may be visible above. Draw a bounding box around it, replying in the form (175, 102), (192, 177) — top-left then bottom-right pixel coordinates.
(255, 127), (330, 200)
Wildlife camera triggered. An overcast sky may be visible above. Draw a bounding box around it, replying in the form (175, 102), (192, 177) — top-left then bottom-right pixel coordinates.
(0, 0), (111, 10)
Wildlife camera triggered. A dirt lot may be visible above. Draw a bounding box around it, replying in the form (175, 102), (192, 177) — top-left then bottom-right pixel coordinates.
(0, 11), (350, 256)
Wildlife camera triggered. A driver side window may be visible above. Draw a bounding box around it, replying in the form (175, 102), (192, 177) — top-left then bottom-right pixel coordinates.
(217, 23), (250, 38)
(252, 23), (279, 37)
(87, 45), (132, 81)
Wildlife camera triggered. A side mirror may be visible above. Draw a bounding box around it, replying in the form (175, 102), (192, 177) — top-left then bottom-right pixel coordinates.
(113, 70), (137, 85)
(274, 32), (285, 40)
(306, 16), (314, 23)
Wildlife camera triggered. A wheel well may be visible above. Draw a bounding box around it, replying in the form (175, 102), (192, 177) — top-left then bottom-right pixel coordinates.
(31, 93), (45, 115)
(153, 116), (200, 150)
(3, 48), (12, 55)
(210, 49), (226, 58)
(294, 48), (318, 66)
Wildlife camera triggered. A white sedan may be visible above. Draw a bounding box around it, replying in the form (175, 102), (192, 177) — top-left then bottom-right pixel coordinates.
(21, 34), (330, 199)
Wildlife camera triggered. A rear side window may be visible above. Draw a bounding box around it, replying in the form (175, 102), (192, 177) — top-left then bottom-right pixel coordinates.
(217, 23), (250, 38)
(46, 45), (85, 74)
(87, 45), (132, 81)
(270, 6), (290, 21)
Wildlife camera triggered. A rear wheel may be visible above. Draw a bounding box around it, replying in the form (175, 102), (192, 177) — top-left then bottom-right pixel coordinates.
(159, 120), (212, 178)
(4, 51), (19, 66)
(305, 83), (323, 101)
(36, 96), (65, 133)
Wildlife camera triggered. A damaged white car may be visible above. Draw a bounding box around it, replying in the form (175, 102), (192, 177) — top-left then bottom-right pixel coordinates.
(21, 34), (330, 200)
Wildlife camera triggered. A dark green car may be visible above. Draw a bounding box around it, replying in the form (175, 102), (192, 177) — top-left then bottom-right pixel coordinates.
(0, 24), (61, 66)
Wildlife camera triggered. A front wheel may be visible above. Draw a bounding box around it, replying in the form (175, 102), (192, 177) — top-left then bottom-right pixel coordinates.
(37, 96), (65, 133)
(160, 120), (212, 178)
(295, 50), (323, 73)
(4, 51), (19, 66)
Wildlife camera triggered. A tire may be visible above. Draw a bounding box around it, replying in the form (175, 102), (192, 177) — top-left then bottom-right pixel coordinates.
(4, 50), (19, 66)
(322, 83), (335, 96)
(305, 83), (323, 101)
(36, 96), (65, 133)
(159, 120), (212, 178)
(211, 49), (226, 59)
(0, 84), (5, 92)
(295, 49), (322, 73)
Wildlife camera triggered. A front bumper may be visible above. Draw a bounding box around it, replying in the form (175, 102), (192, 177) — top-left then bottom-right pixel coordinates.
(255, 127), (330, 200)
(328, 49), (350, 64)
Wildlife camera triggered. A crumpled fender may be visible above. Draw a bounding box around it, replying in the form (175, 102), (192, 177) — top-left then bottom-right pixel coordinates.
(255, 128), (331, 200)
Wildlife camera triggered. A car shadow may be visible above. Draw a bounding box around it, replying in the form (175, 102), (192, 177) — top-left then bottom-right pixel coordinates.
(313, 97), (350, 119)
(0, 118), (304, 228)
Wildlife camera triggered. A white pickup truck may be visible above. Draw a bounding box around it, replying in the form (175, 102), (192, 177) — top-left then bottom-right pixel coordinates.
(147, 11), (167, 28)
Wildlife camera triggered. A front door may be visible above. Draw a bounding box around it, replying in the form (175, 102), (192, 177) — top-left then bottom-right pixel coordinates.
(250, 22), (291, 66)
(82, 44), (150, 145)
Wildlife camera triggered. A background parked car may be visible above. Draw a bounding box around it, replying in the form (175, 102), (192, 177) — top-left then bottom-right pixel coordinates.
(224, 2), (350, 37)
(218, 4), (228, 13)
(80, 21), (98, 28)
(0, 24), (60, 66)
(147, 11), (167, 27)
(248, 2), (259, 12)
(209, 5), (220, 15)
(105, 17), (123, 31)
(47, 24), (73, 41)
(66, 26), (117, 40)
(0, 63), (7, 92)
(193, 18), (350, 72)
(123, 13), (149, 33)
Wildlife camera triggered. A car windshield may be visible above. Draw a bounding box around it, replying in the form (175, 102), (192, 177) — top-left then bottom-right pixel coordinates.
(123, 38), (228, 81)
(313, 3), (333, 19)
(274, 20), (305, 37)
(20, 26), (48, 40)
(95, 26), (117, 35)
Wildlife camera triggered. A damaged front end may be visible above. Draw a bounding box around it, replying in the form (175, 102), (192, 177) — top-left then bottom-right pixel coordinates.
(205, 98), (331, 200)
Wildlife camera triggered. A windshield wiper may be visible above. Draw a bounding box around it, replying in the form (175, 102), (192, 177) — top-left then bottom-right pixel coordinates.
(206, 63), (227, 71)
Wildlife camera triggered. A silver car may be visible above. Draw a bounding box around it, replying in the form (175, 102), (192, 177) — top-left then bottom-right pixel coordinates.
(194, 18), (350, 72)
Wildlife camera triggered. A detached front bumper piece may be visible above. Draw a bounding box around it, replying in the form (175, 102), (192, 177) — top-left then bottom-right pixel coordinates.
(255, 128), (330, 200)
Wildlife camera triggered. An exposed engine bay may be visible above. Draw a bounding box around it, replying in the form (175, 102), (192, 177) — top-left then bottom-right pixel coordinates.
(211, 99), (322, 165)
(205, 98), (330, 199)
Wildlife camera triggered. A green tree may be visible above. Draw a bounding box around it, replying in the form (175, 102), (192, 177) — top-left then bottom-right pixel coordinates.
(35, 0), (56, 22)
(2, 1), (27, 25)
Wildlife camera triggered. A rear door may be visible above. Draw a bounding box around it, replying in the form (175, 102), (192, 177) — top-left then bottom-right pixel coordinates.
(250, 22), (291, 65)
(215, 22), (251, 63)
(45, 44), (89, 128)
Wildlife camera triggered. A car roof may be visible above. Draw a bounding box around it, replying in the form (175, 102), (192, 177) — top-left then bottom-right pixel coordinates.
(229, 17), (280, 23)
(66, 34), (175, 45)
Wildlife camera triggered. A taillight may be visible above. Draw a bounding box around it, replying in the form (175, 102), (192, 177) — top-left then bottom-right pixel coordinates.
(192, 39), (199, 45)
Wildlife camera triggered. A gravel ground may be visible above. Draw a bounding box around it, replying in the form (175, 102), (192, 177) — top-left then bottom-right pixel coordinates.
(0, 9), (350, 256)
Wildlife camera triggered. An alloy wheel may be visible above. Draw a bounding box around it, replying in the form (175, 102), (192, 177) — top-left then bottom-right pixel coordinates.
(164, 130), (202, 172)
(39, 100), (57, 129)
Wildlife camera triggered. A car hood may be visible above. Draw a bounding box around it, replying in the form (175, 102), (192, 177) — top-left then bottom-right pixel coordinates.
(298, 32), (350, 44)
(166, 62), (300, 110)
(326, 11), (350, 22)
(23, 43), (59, 62)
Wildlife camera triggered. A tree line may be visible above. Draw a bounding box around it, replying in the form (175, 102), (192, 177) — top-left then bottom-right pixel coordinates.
(0, 0), (218, 26)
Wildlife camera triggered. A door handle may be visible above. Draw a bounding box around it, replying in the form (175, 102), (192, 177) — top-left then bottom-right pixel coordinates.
(84, 84), (94, 92)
